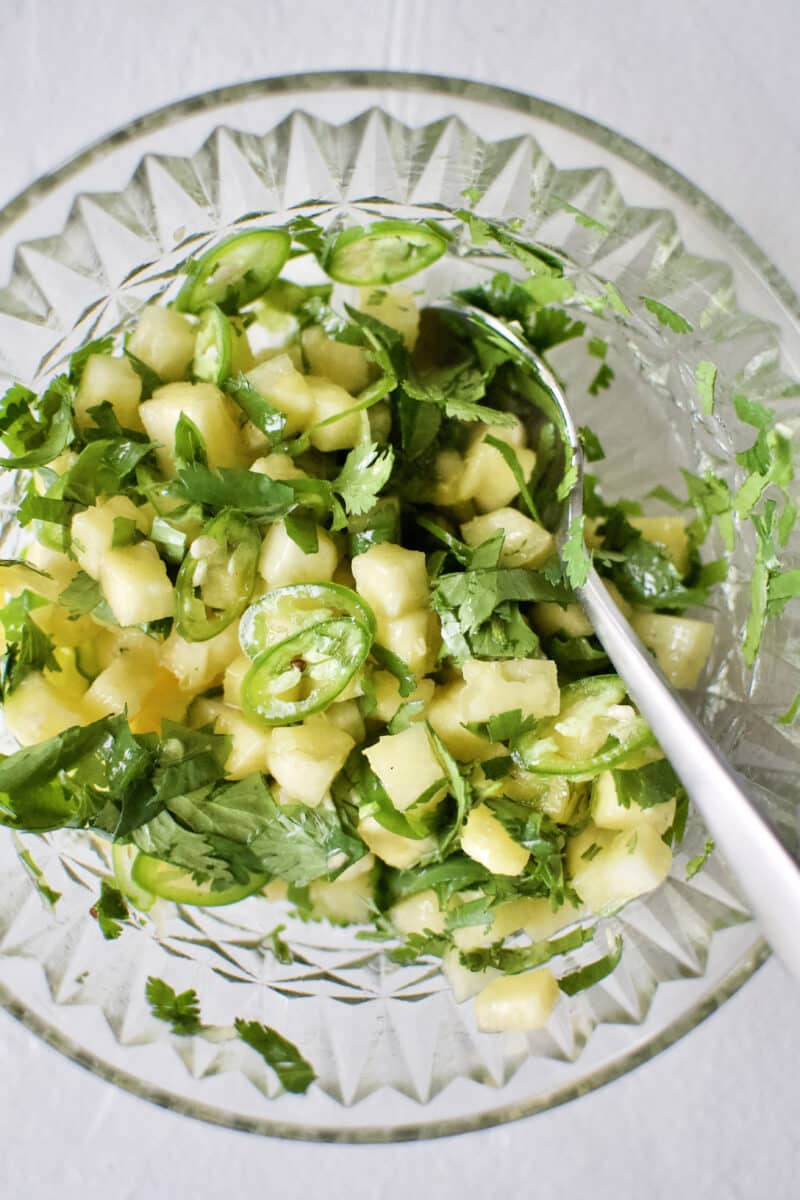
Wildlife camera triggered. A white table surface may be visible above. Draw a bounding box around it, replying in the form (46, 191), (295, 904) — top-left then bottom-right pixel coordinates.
(0, 2), (798, 1196)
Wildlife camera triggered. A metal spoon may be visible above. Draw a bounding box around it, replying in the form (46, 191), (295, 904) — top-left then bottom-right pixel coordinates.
(431, 299), (800, 979)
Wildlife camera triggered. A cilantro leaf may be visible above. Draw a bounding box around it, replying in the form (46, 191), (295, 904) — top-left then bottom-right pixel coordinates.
(562, 515), (589, 589)
(0, 589), (60, 698)
(686, 838), (715, 880)
(460, 924), (594, 974)
(234, 1018), (316, 1094)
(558, 934), (623, 995)
(640, 297), (693, 334)
(332, 442), (394, 516)
(14, 839), (61, 908)
(455, 210), (565, 277)
(695, 361), (717, 415)
(464, 709), (536, 743)
(611, 760), (685, 810)
(173, 413), (208, 470)
(777, 690), (800, 725)
(588, 362), (614, 396)
(223, 371), (287, 441)
(0, 375), (74, 469)
(578, 426), (605, 462)
(267, 923), (293, 965)
(145, 976), (203, 1035)
(93, 880), (129, 940)
(388, 928), (451, 964)
(174, 465), (294, 517)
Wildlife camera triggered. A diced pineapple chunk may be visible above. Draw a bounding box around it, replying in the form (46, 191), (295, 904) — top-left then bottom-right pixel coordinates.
(267, 714), (354, 807)
(532, 601), (594, 638)
(74, 354), (144, 432)
(140, 381), (247, 476)
(223, 655), (250, 707)
(461, 507), (555, 568)
(30, 604), (94, 649)
(566, 823), (616, 876)
(591, 770), (676, 834)
(571, 822), (673, 914)
(357, 814), (437, 869)
(250, 452), (307, 480)
(389, 888), (446, 936)
(127, 305), (195, 382)
(83, 645), (160, 717)
(71, 496), (150, 580)
(461, 804), (529, 876)
(213, 706), (273, 778)
(521, 898), (586, 941)
(43, 646), (89, 704)
(359, 286), (420, 350)
(162, 622), (241, 692)
(364, 724), (445, 812)
(351, 542), (430, 619)
(306, 376), (362, 451)
(475, 968), (560, 1032)
(427, 682), (504, 762)
(23, 541), (80, 593)
(629, 516), (690, 576)
(376, 610), (440, 678)
(461, 658), (560, 722)
(442, 948), (501, 1003)
(533, 581), (632, 638)
(432, 449), (464, 507)
(631, 612), (714, 689)
(301, 326), (372, 394)
(246, 354), (314, 437)
(452, 896), (551, 952)
(258, 519), (338, 588)
(3, 673), (90, 746)
(99, 542), (174, 626)
(371, 672), (434, 724)
(129, 668), (191, 734)
(308, 871), (374, 924)
(459, 421), (536, 513)
(325, 699), (366, 745)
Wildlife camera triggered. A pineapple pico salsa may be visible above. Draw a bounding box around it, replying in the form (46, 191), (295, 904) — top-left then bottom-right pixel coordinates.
(0, 218), (718, 1035)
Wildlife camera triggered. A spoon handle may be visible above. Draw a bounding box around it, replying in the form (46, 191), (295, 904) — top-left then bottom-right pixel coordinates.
(579, 567), (800, 978)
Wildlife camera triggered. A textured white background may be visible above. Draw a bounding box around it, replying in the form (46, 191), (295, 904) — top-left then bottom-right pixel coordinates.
(0, 2), (799, 1196)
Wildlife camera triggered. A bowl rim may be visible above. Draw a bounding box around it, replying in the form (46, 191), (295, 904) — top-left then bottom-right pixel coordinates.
(0, 68), (784, 1141)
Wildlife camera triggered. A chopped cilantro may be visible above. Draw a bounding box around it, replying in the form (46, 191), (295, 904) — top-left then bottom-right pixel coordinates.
(562, 515), (589, 589)
(93, 880), (129, 940)
(695, 361), (717, 415)
(332, 442), (394, 516)
(686, 839), (715, 879)
(558, 934), (623, 995)
(145, 976), (203, 1035)
(640, 297), (693, 334)
(14, 839), (61, 908)
(234, 1019), (316, 1094)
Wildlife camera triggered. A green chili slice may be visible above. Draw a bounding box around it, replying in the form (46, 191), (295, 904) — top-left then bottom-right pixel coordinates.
(242, 616), (371, 726)
(512, 674), (659, 779)
(131, 852), (268, 906)
(176, 228), (292, 314)
(322, 220), (447, 285)
(239, 581), (376, 660)
(175, 509), (261, 642)
(192, 303), (232, 384)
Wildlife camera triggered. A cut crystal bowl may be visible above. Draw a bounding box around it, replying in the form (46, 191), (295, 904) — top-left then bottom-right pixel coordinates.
(0, 73), (798, 1141)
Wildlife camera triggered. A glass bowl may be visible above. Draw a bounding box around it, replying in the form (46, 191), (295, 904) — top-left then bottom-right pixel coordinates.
(0, 72), (798, 1143)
